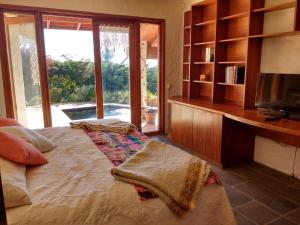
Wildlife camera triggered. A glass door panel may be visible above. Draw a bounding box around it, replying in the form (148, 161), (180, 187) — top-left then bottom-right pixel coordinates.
(140, 23), (160, 132)
(4, 12), (44, 128)
(99, 24), (131, 122)
(43, 15), (95, 127)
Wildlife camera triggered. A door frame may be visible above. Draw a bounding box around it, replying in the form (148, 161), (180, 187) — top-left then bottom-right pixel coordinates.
(0, 4), (165, 134)
(92, 19), (140, 128)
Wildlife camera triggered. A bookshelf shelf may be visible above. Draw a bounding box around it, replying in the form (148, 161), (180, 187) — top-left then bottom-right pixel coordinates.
(194, 41), (215, 46)
(194, 20), (216, 26)
(249, 31), (300, 39)
(217, 82), (245, 87)
(218, 61), (246, 65)
(219, 37), (247, 43)
(193, 0), (215, 6)
(253, 1), (296, 13)
(189, 0), (216, 100)
(183, 10), (192, 98)
(193, 62), (214, 65)
(193, 80), (213, 84)
(220, 12), (249, 21)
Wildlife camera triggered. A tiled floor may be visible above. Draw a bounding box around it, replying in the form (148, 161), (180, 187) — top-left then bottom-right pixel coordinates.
(152, 135), (300, 225)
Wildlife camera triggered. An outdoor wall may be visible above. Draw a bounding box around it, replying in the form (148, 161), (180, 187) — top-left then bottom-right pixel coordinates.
(0, 0), (187, 130)
(183, 0), (300, 178)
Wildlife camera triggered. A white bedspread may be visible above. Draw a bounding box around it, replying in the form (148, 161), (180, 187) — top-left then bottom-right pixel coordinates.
(6, 127), (236, 225)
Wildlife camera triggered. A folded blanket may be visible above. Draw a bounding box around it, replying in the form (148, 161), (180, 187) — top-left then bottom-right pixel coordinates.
(111, 140), (211, 216)
(70, 118), (137, 134)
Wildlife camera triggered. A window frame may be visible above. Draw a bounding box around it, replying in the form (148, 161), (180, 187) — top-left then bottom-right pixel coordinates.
(0, 4), (165, 134)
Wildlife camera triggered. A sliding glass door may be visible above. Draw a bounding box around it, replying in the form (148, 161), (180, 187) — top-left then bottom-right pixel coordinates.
(98, 23), (131, 122)
(3, 12), (44, 128)
(43, 15), (96, 127)
(140, 23), (160, 133)
(0, 7), (165, 133)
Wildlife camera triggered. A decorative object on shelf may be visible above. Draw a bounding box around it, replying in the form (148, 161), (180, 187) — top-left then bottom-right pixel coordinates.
(200, 74), (207, 81)
(225, 65), (245, 84)
(205, 47), (215, 62)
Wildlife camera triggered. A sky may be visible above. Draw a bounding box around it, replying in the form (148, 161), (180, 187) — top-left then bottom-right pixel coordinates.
(44, 29), (127, 63)
(44, 29), (157, 67)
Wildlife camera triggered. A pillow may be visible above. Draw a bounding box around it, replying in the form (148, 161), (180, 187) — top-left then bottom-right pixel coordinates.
(0, 118), (22, 127)
(0, 157), (32, 208)
(0, 131), (48, 165)
(0, 126), (56, 153)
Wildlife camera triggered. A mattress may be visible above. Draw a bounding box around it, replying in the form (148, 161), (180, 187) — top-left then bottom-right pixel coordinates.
(6, 127), (236, 225)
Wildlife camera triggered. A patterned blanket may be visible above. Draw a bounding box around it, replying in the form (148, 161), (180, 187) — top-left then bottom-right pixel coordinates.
(84, 129), (221, 200)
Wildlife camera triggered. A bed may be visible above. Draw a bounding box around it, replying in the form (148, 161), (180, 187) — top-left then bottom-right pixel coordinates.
(6, 127), (236, 225)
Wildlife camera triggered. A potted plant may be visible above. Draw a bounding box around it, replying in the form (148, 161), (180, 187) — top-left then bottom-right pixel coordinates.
(145, 92), (158, 124)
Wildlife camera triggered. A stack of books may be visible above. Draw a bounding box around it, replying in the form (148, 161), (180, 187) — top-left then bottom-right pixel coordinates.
(225, 65), (245, 84)
(205, 47), (214, 62)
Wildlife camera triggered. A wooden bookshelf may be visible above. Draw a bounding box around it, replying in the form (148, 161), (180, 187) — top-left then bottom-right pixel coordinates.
(217, 82), (245, 87)
(181, 0), (300, 109)
(193, 80), (213, 84)
(193, 61), (214, 65)
(249, 31), (300, 39)
(194, 41), (215, 46)
(219, 37), (248, 42)
(220, 12), (249, 20)
(189, 0), (216, 100)
(252, 1), (296, 13)
(182, 10), (192, 98)
(194, 19), (215, 26)
(218, 61), (246, 64)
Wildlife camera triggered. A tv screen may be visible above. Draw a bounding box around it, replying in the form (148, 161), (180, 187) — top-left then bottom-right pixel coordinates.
(256, 73), (300, 113)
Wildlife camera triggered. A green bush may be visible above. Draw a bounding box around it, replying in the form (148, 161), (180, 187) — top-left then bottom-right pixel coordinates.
(68, 85), (96, 103)
(104, 90), (129, 104)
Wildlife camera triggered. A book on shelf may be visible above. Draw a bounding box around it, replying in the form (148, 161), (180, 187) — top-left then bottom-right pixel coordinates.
(205, 47), (215, 62)
(225, 65), (245, 84)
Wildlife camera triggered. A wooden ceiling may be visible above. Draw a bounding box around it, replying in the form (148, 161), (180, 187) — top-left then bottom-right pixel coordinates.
(5, 14), (159, 58)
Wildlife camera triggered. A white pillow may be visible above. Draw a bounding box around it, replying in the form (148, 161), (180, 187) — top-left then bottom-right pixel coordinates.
(0, 126), (56, 153)
(0, 157), (32, 208)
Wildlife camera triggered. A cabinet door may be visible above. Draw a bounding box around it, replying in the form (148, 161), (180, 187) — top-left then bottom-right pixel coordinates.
(170, 103), (193, 150)
(170, 103), (182, 144)
(193, 109), (222, 164)
(180, 105), (194, 150)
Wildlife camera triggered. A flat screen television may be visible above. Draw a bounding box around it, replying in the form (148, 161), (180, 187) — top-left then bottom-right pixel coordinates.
(256, 73), (300, 113)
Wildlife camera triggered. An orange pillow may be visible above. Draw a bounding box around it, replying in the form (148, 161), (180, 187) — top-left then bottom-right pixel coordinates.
(0, 118), (22, 127)
(0, 131), (47, 165)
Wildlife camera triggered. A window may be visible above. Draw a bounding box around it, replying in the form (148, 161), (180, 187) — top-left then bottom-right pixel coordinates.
(0, 7), (165, 133)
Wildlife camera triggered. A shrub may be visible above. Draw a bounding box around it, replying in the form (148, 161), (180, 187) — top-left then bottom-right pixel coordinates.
(104, 90), (130, 104)
(67, 85), (96, 103)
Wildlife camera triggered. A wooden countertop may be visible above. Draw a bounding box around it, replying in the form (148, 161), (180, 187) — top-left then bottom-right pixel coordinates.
(168, 96), (300, 137)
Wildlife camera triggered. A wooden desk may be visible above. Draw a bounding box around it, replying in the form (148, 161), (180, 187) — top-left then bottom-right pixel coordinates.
(168, 96), (300, 167)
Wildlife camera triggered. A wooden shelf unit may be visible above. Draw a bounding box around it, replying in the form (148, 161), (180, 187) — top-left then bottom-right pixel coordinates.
(182, 10), (192, 98)
(189, 0), (216, 100)
(181, 0), (300, 109)
(252, 1), (296, 13)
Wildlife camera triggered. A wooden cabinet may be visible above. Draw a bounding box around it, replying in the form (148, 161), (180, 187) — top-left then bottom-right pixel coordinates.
(169, 101), (255, 167)
(193, 109), (222, 164)
(170, 103), (193, 150)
